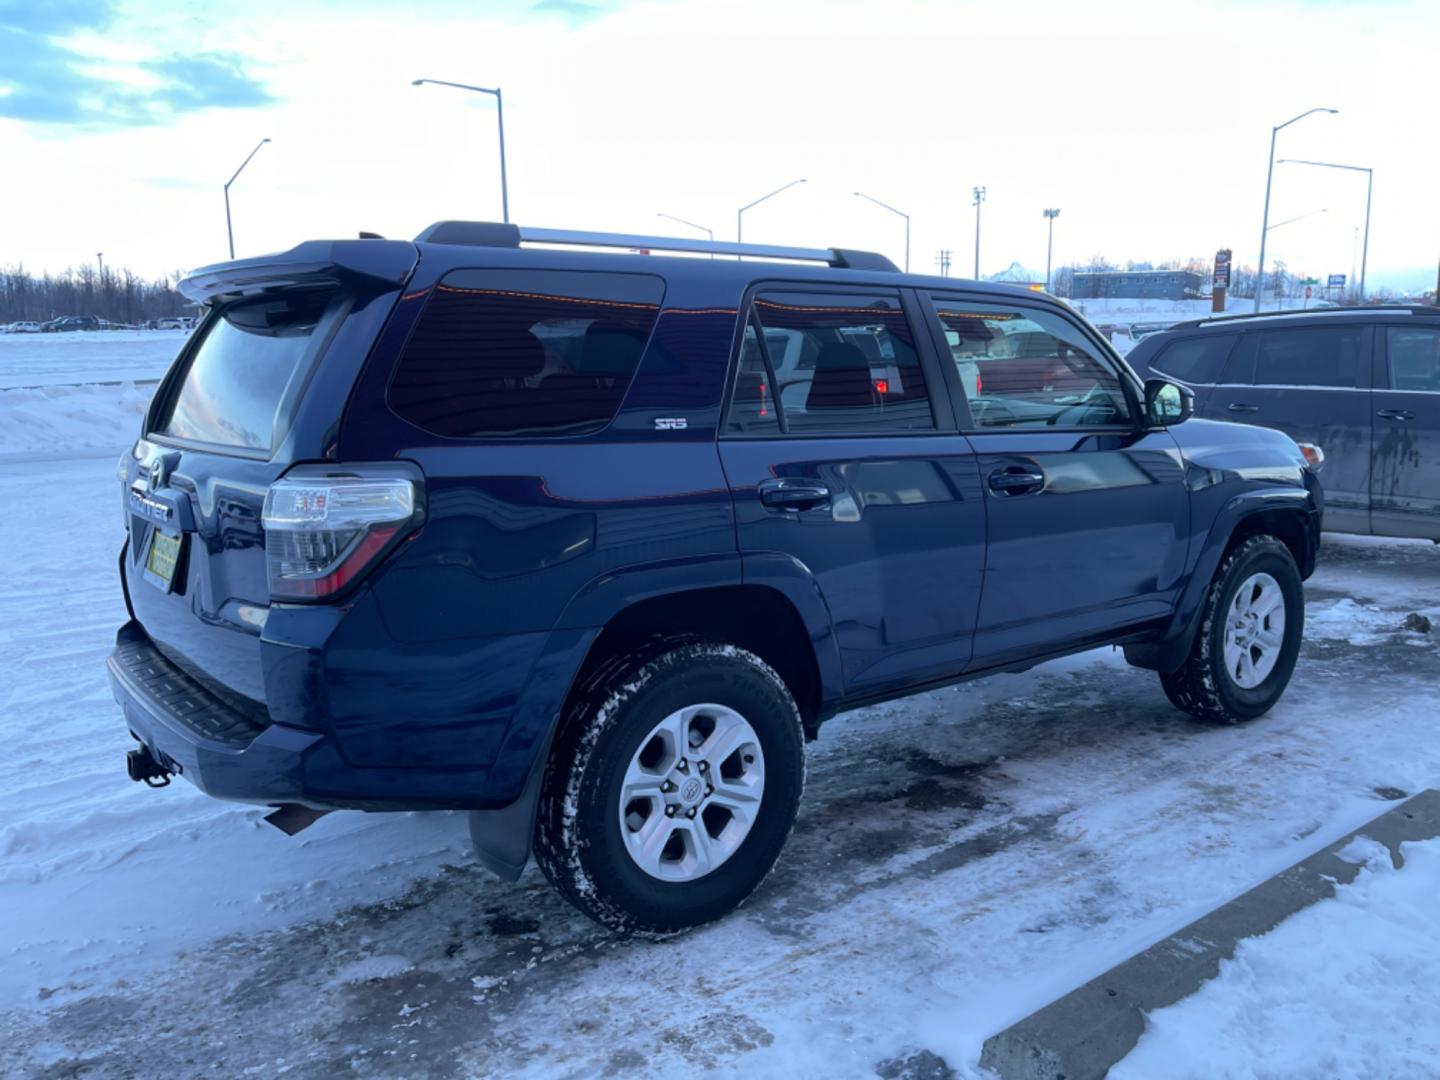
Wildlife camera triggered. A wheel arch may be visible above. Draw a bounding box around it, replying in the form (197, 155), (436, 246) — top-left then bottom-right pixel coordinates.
(1126, 489), (1319, 673)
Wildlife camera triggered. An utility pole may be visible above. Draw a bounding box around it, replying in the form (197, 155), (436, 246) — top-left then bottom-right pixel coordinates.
(1042, 208), (1060, 292)
(972, 186), (986, 278)
(935, 249), (952, 277)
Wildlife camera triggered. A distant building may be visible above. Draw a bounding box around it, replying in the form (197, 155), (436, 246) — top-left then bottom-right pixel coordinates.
(1072, 270), (1203, 301)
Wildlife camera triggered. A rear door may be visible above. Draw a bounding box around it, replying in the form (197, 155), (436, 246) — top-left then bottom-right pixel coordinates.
(1372, 320), (1440, 539)
(1137, 331), (1239, 413)
(1204, 323), (1372, 533)
(924, 292), (1190, 667)
(121, 281), (398, 705)
(719, 285), (986, 698)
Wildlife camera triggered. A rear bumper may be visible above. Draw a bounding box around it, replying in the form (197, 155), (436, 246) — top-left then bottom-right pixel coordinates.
(108, 621), (323, 805)
(107, 620), (500, 810)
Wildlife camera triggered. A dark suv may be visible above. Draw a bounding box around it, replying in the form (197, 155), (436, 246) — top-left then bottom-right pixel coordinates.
(1127, 306), (1440, 541)
(110, 223), (1322, 934)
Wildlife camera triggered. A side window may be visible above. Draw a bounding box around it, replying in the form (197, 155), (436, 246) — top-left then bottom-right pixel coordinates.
(929, 295), (1132, 429)
(1386, 327), (1440, 392)
(745, 290), (936, 434)
(389, 269), (664, 438)
(1150, 334), (1235, 385)
(725, 316), (781, 434)
(1252, 327), (1363, 388)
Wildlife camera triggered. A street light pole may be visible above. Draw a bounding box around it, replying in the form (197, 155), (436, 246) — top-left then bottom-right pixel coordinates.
(972, 186), (986, 278)
(1254, 107), (1338, 312)
(1277, 158), (1372, 303)
(96, 252), (104, 278)
(657, 213), (714, 257)
(853, 191), (910, 271)
(224, 137), (271, 260)
(412, 78), (510, 223)
(1043, 208), (1060, 292)
(738, 179), (806, 248)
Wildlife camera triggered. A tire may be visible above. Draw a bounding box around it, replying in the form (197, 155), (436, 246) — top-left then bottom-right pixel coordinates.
(1160, 534), (1305, 724)
(533, 642), (806, 935)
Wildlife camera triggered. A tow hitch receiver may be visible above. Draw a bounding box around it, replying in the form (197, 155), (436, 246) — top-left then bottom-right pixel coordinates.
(126, 745), (171, 787)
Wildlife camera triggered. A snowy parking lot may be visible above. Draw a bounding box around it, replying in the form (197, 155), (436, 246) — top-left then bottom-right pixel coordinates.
(3, 335), (1439, 1078)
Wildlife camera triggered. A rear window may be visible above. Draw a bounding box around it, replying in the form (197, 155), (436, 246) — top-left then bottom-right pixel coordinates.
(1149, 334), (1235, 384)
(389, 269), (665, 438)
(159, 289), (334, 450)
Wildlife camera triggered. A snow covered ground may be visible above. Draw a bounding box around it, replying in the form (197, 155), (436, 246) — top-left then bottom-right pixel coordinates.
(1113, 836), (1440, 1077)
(2, 342), (1439, 1078)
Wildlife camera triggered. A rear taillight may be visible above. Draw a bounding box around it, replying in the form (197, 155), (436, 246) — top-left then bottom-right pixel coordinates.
(261, 469), (423, 601)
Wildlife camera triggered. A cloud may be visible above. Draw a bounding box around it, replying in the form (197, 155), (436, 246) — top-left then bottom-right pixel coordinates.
(530, 0), (605, 19)
(142, 54), (275, 111)
(0, 4), (273, 126)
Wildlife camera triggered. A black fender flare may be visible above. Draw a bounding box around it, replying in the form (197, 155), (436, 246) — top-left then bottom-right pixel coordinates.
(1125, 487), (1318, 673)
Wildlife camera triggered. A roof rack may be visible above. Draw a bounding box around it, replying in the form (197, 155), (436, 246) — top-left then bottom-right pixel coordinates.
(413, 221), (899, 272)
(1172, 304), (1431, 331)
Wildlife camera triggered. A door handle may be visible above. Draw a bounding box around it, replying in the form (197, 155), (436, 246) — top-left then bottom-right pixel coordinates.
(758, 478), (831, 511)
(987, 467), (1046, 496)
(1227, 403), (1261, 414)
(1377, 408), (1416, 421)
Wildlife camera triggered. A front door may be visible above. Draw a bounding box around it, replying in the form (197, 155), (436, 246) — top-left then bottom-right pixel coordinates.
(923, 292), (1191, 668)
(719, 286), (986, 699)
(1372, 321), (1440, 539)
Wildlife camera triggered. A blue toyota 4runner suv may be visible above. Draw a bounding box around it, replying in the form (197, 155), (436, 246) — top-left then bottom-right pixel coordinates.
(110, 222), (1323, 934)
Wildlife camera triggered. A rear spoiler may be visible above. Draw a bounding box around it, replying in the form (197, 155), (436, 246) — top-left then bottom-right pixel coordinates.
(179, 240), (418, 304)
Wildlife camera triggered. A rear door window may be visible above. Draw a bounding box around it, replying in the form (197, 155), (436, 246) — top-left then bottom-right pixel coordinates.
(739, 289), (936, 434)
(1252, 326), (1364, 388)
(389, 269), (665, 438)
(159, 289), (336, 451)
(1149, 334), (1235, 384)
(1385, 326), (1440, 391)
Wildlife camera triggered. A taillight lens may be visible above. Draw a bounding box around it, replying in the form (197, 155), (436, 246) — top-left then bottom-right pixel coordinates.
(262, 471), (422, 600)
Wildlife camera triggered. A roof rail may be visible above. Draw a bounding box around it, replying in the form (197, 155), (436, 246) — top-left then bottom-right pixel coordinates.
(1172, 304), (1430, 331)
(413, 220), (899, 272)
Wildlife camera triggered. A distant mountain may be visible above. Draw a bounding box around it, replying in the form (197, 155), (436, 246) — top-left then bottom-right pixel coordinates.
(986, 261), (1043, 284)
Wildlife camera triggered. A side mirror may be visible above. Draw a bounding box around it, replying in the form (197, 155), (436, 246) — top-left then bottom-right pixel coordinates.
(1145, 378), (1193, 427)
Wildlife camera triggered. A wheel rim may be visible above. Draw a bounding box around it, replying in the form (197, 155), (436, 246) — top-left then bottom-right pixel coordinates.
(1222, 572), (1286, 689)
(617, 703), (765, 882)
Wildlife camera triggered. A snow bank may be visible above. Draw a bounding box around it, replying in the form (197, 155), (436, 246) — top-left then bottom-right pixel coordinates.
(0, 330), (182, 389)
(0, 382), (152, 456)
(1112, 836), (1440, 1078)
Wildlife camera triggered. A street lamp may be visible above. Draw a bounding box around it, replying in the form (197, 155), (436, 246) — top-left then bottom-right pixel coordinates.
(1267, 208), (1329, 231)
(854, 191), (909, 272)
(738, 179), (806, 248)
(1254, 107), (1338, 312)
(1278, 158), (1372, 302)
(1042, 208), (1060, 292)
(412, 78), (510, 223)
(972, 186), (987, 278)
(657, 213), (714, 258)
(224, 138), (271, 260)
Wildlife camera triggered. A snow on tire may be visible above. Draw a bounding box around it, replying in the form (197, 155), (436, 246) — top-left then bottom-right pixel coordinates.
(1161, 534), (1305, 724)
(533, 642), (805, 936)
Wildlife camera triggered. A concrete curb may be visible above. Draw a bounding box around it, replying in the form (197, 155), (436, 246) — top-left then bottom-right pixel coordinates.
(980, 789), (1440, 1080)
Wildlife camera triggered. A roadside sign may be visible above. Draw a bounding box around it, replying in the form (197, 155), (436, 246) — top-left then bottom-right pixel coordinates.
(1328, 274), (1346, 287)
(1301, 277), (1320, 286)
(1213, 248), (1232, 289)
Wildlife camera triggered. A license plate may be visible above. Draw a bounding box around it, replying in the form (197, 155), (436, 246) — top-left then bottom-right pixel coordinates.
(145, 530), (183, 592)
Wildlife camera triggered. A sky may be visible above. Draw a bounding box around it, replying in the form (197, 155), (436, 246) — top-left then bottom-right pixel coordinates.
(1, 0), (1437, 294)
